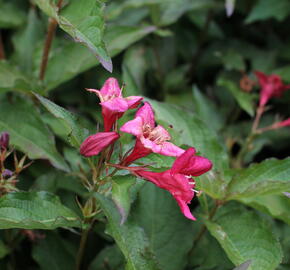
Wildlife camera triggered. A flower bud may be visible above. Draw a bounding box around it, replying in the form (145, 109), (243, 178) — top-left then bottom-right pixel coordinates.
(80, 132), (120, 157)
(0, 132), (9, 150)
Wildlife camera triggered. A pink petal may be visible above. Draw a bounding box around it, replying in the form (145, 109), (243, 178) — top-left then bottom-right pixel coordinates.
(120, 117), (144, 137)
(100, 77), (122, 98)
(140, 138), (183, 157)
(174, 197), (196, 220)
(180, 156), (213, 176)
(171, 147), (196, 174)
(125, 96), (143, 109)
(80, 132), (119, 157)
(101, 97), (129, 112)
(136, 102), (155, 128)
(276, 118), (290, 128)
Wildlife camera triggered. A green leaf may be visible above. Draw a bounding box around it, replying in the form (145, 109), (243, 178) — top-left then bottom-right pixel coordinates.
(0, 97), (69, 171)
(227, 158), (290, 199)
(0, 191), (81, 229)
(238, 194), (290, 226)
(0, 1), (25, 28)
(94, 193), (160, 270)
(32, 232), (77, 270)
(0, 96), (69, 171)
(148, 99), (229, 171)
(0, 241), (9, 259)
(34, 0), (112, 72)
(89, 245), (124, 270)
(192, 86), (224, 131)
(217, 78), (254, 117)
(12, 8), (43, 73)
(233, 261), (251, 270)
(43, 25), (155, 91)
(205, 203), (282, 270)
(0, 61), (32, 93)
(245, 0), (290, 24)
(34, 93), (87, 148)
(112, 175), (137, 225)
(131, 183), (194, 270)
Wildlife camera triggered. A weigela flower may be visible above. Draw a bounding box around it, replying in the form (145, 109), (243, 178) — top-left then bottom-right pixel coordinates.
(274, 118), (290, 128)
(255, 71), (290, 106)
(80, 132), (120, 157)
(0, 132), (9, 151)
(87, 78), (143, 131)
(120, 102), (184, 164)
(134, 148), (212, 220)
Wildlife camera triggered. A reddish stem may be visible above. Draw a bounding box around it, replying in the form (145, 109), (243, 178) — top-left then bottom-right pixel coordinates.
(0, 32), (5, 60)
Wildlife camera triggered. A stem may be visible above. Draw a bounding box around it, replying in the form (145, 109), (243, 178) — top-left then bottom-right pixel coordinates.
(75, 228), (90, 270)
(39, 0), (63, 80)
(252, 106), (264, 133)
(0, 32), (5, 60)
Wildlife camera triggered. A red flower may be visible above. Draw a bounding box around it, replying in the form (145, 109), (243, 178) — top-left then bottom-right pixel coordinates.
(134, 148), (212, 220)
(275, 118), (290, 128)
(87, 78), (143, 131)
(255, 71), (290, 106)
(80, 132), (119, 157)
(120, 102), (184, 165)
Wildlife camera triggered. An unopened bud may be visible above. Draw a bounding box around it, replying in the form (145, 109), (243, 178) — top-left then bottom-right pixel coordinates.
(0, 132), (9, 150)
(80, 132), (120, 157)
(2, 169), (13, 179)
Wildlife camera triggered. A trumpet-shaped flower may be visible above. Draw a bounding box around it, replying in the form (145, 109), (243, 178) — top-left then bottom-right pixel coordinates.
(120, 102), (184, 164)
(255, 71), (290, 106)
(275, 118), (290, 128)
(87, 78), (143, 131)
(80, 132), (119, 157)
(134, 148), (212, 220)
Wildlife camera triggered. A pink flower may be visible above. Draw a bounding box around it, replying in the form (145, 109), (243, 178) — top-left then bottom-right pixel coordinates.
(134, 148), (212, 220)
(80, 132), (119, 157)
(120, 102), (184, 164)
(255, 71), (290, 106)
(275, 118), (290, 128)
(87, 78), (143, 131)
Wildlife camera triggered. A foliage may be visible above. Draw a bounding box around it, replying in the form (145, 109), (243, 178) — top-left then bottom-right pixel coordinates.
(0, 0), (290, 269)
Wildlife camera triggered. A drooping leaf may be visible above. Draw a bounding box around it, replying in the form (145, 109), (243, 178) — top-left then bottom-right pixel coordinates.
(34, 0), (112, 72)
(217, 78), (254, 117)
(0, 191), (81, 229)
(94, 193), (160, 270)
(43, 25), (155, 91)
(34, 93), (87, 148)
(0, 96), (69, 171)
(227, 158), (290, 199)
(131, 182), (194, 270)
(205, 203), (282, 270)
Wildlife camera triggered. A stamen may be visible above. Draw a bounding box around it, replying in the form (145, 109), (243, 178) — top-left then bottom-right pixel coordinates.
(189, 182), (195, 185)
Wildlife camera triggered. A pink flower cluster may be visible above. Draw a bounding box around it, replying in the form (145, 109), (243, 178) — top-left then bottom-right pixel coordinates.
(80, 78), (212, 220)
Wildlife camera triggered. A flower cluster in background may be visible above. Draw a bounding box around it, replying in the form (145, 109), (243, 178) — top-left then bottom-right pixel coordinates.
(80, 78), (213, 220)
